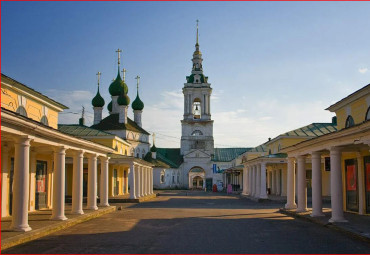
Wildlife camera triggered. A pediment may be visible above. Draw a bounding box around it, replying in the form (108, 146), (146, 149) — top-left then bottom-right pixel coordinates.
(184, 149), (211, 159)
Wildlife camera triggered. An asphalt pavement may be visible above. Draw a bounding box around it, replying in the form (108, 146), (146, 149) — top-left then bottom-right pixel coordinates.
(3, 191), (370, 254)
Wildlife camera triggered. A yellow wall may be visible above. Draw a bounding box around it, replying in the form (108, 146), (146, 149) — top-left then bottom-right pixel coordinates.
(1, 86), (59, 129)
(267, 137), (308, 154)
(335, 95), (368, 130)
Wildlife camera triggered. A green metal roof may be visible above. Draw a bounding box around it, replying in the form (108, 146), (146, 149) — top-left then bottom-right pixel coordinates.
(92, 87), (105, 107)
(248, 144), (267, 153)
(156, 148), (184, 168)
(144, 152), (170, 168)
(91, 113), (150, 135)
(212, 148), (252, 162)
(281, 123), (337, 138)
(58, 124), (114, 137)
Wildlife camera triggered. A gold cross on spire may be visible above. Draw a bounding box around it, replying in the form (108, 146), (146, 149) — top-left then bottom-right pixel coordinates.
(116, 48), (122, 65)
(121, 68), (126, 82)
(135, 75), (140, 90)
(196, 19), (199, 45)
(96, 72), (101, 87)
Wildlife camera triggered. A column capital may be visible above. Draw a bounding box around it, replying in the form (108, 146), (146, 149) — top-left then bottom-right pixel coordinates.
(74, 149), (85, 157)
(311, 151), (321, 159)
(296, 155), (306, 160)
(100, 156), (110, 163)
(87, 153), (98, 159)
(53, 146), (66, 154)
(329, 146), (342, 154)
(14, 136), (32, 145)
(260, 161), (267, 167)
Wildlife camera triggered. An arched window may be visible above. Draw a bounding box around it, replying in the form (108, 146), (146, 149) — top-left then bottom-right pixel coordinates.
(160, 174), (165, 183)
(193, 98), (201, 119)
(16, 106), (28, 117)
(40, 115), (49, 126)
(345, 115), (355, 128)
(366, 107), (370, 121)
(191, 130), (203, 136)
(269, 149), (271, 155)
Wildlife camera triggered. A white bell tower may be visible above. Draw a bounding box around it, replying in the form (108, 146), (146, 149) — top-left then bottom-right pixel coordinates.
(180, 20), (214, 156)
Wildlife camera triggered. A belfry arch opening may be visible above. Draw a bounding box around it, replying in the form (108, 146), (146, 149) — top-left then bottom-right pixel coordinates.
(193, 98), (201, 120)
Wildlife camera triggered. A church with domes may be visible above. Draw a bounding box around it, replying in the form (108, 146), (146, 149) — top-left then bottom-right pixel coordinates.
(90, 51), (151, 158)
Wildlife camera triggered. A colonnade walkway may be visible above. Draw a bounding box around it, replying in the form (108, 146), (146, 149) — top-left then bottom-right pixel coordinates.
(2, 190), (369, 254)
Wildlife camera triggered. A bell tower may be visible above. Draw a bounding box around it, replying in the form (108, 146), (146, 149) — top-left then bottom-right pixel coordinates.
(180, 20), (214, 156)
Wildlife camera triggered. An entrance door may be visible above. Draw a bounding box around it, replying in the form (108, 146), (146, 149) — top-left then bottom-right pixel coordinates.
(206, 178), (213, 191)
(113, 169), (119, 196)
(345, 159), (359, 212)
(35, 161), (47, 209)
(363, 156), (370, 214)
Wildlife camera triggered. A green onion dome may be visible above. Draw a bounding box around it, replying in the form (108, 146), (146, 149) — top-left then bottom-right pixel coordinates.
(120, 80), (128, 95)
(107, 101), (112, 112)
(117, 91), (130, 106)
(132, 93), (144, 111)
(186, 73), (207, 83)
(91, 87), (105, 107)
(109, 69), (123, 96)
(150, 144), (157, 152)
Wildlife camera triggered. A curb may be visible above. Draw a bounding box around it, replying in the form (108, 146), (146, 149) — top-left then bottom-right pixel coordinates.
(1, 206), (116, 251)
(279, 208), (370, 244)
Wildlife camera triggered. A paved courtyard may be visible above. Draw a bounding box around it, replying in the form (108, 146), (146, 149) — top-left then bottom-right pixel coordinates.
(3, 191), (370, 254)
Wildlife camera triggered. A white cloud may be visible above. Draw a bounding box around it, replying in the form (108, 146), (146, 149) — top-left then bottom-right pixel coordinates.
(359, 67), (368, 74)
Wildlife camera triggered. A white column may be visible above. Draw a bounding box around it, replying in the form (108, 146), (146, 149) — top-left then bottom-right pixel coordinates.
(51, 146), (68, 220)
(248, 166), (252, 195)
(29, 150), (36, 212)
(251, 166), (255, 196)
(276, 169), (281, 195)
(11, 137), (32, 231)
(357, 152), (365, 215)
(72, 150), (84, 214)
(1, 145), (9, 217)
(100, 157), (110, 207)
(150, 168), (154, 195)
(256, 164), (261, 198)
(140, 167), (145, 197)
(260, 162), (268, 199)
(129, 163), (136, 199)
(285, 157), (297, 209)
(135, 166), (141, 198)
(242, 167), (247, 195)
(87, 154), (98, 210)
(144, 167), (148, 196)
(297, 155), (307, 212)
(272, 170), (276, 195)
(311, 152), (324, 217)
(329, 148), (347, 222)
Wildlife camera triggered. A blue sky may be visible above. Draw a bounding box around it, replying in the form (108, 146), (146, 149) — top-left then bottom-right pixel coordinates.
(2, 1), (370, 148)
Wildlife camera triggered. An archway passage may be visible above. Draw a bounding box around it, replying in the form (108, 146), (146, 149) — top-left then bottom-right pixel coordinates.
(189, 167), (205, 189)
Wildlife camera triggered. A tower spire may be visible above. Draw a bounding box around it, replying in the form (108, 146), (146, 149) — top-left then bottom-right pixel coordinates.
(196, 19), (199, 45)
(116, 48), (122, 68)
(135, 75), (140, 94)
(121, 68), (126, 82)
(96, 71), (101, 88)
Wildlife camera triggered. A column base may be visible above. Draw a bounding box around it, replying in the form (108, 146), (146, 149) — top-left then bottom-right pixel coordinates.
(259, 194), (268, 199)
(51, 215), (68, 221)
(329, 217), (348, 223)
(87, 206), (98, 210)
(144, 193), (148, 196)
(285, 203), (297, 209)
(71, 210), (84, 215)
(11, 225), (32, 232)
(99, 203), (110, 207)
(310, 212), (325, 217)
(296, 208), (308, 213)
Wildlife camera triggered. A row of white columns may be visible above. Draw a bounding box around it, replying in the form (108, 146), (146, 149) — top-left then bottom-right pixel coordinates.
(6, 137), (111, 232)
(129, 164), (153, 199)
(268, 169), (281, 195)
(285, 148), (347, 222)
(242, 163), (268, 199)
